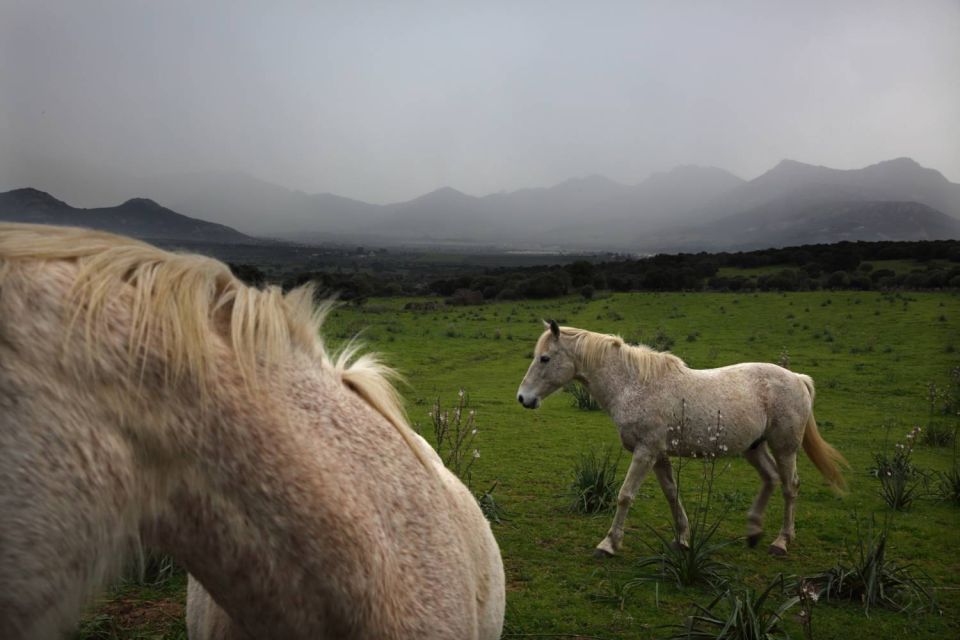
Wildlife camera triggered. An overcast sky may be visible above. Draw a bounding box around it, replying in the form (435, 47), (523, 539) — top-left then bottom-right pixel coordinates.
(2, 0), (958, 206)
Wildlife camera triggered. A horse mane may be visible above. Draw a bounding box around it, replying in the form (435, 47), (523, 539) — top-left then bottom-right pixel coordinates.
(540, 325), (685, 382)
(0, 223), (431, 467)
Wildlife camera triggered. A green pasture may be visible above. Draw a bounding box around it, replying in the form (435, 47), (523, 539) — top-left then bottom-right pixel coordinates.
(82, 291), (960, 638)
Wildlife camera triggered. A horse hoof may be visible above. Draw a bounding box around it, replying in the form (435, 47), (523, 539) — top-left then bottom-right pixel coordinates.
(669, 540), (690, 552)
(593, 548), (614, 559)
(767, 544), (787, 557)
(747, 534), (762, 548)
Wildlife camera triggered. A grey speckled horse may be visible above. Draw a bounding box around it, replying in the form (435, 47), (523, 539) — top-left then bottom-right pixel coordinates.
(517, 321), (847, 557)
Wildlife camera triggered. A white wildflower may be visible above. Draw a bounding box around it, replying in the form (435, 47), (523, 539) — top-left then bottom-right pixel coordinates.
(472, 449), (480, 459)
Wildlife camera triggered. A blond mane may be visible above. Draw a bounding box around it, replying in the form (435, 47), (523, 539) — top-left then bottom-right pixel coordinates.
(0, 223), (430, 467)
(538, 325), (685, 382)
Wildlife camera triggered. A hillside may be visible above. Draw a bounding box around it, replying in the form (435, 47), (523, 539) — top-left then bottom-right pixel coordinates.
(645, 199), (960, 252)
(0, 188), (256, 243)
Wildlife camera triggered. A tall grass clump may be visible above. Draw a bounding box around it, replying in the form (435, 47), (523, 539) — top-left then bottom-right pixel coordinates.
(665, 575), (798, 640)
(934, 462), (960, 505)
(934, 437), (960, 506)
(567, 447), (620, 514)
(806, 515), (937, 615)
(125, 549), (182, 587)
(565, 381), (600, 411)
(871, 425), (926, 510)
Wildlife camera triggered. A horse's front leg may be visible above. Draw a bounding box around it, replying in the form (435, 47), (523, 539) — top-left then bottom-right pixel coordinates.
(594, 446), (655, 557)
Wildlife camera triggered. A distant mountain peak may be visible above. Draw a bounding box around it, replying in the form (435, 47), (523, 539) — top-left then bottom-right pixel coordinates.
(770, 158), (821, 172)
(405, 186), (476, 204)
(429, 186), (467, 196)
(121, 197), (164, 209)
(872, 156), (921, 169)
(2, 187), (71, 209)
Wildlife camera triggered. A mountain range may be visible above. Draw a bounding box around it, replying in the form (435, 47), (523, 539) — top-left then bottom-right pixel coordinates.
(2, 157), (959, 251)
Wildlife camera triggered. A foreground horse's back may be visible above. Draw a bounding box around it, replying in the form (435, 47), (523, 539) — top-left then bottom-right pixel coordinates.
(0, 223), (504, 639)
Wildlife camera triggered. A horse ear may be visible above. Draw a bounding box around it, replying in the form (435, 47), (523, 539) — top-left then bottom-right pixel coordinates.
(549, 319), (560, 338)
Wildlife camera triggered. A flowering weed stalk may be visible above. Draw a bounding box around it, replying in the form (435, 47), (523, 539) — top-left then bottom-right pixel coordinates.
(418, 390), (506, 522)
(872, 425), (927, 510)
(626, 403), (734, 593)
(425, 389), (480, 484)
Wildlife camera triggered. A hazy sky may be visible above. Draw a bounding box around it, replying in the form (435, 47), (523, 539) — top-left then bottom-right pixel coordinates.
(2, 0), (958, 205)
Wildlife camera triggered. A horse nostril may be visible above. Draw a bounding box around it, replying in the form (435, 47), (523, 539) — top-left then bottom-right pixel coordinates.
(517, 394), (524, 404)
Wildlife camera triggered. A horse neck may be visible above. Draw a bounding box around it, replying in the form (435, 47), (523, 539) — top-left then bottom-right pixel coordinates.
(571, 343), (634, 412)
(140, 361), (357, 634)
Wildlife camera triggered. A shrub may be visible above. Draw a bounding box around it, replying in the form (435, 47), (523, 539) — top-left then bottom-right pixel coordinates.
(652, 328), (675, 352)
(568, 447), (621, 514)
(447, 288), (484, 306)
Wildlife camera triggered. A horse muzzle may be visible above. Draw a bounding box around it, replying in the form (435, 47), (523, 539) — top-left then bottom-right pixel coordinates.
(517, 392), (540, 409)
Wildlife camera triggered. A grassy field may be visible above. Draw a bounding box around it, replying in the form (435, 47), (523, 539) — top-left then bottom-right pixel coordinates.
(80, 291), (959, 639)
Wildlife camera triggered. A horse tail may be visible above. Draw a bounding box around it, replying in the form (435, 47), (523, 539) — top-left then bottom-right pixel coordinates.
(798, 374), (848, 494)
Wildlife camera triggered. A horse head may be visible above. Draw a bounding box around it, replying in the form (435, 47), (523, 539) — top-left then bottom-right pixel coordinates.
(517, 319), (577, 409)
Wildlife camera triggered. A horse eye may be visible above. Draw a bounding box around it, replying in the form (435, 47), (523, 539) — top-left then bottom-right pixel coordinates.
(539, 355), (551, 364)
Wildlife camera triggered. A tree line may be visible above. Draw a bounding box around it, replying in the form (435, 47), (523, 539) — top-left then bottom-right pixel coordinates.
(230, 239), (960, 303)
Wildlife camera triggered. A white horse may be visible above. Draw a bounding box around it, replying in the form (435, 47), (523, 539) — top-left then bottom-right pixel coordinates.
(0, 223), (504, 640)
(517, 321), (846, 557)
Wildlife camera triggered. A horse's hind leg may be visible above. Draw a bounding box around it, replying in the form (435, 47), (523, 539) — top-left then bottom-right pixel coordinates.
(594, 447), (655, 557)
(653, 456), (689, 549)
(769, 450), (799, 556)
(743, 445), (779, 548)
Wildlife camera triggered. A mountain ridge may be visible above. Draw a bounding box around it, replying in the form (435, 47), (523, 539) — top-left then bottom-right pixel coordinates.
(3, 157), (959, 251)
(0, 188), (255, 243)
